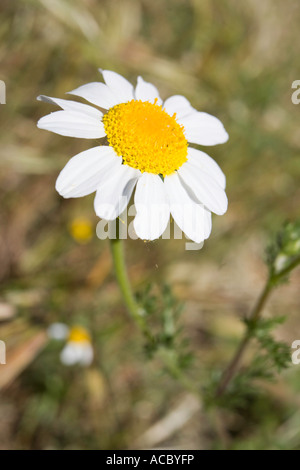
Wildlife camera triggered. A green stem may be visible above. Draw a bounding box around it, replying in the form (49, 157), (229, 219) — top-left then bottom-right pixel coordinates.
(215, 280), (272, 397)
(109, 232), (199, 395)
(111, 239), (140, 321)
(110, 237), (144, 328)
(110, 223), (155, 344)
(216, 256), (300, 398)
(272, 255), (300, 282)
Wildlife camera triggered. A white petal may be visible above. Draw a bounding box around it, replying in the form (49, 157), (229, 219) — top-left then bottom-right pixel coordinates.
(60, 342), (93, 366)
(163, 95), (196, 119)
(47, 323), (69, 340)
(178, 162), (228, 215)
(94, 165), (140, 220)
(204, 210), (212, 240)
(135, 76), (162, 105)
(179, 178), (212, 239)
(60, 343), (81, 366)
(179, 112), (229, 146)
(78, 344), (94, 366)
(56, 146), (121, 198)
(134, 173), (170, 241)
(37, 95), (102, 119)
(68, 82), (120, 109)
(37, 110), (105, 138)
(101, 70), (134, 103)
(187, 147), (226, 189)
(164, 173), (211, 243)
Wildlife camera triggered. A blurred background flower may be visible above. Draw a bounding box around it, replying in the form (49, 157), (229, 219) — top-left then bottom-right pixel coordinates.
(0, 0), (300, 451)
(60, 325), (93, 366)
(47, 322), (69, 340)
(48, 322), (94, 365)
(69, 217), (93, 244)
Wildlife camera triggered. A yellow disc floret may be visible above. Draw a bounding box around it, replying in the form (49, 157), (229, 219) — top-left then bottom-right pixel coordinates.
(68, 326), (91, 344)
(103, 99), (188, 176)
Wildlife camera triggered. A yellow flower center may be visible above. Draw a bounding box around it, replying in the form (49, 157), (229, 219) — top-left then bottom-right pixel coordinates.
(103, 99), (188, 176)
(68, 326), (91, 344)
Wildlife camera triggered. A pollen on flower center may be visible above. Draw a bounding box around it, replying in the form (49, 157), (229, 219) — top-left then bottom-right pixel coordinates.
(103, 99), (188, 176)
(68, 326), (91, 343)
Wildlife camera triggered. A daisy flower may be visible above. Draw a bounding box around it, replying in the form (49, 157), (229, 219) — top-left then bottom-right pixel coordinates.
(38, 70), (228, 243)
(48, 323), (93, 366)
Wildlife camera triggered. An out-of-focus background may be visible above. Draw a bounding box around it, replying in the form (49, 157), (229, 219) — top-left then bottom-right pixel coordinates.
(0, 0), (300, 450)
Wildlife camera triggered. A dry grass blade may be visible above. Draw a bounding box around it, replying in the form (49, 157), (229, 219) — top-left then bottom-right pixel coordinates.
(0, 331), (48, 390)
(134, 395), (201, 449)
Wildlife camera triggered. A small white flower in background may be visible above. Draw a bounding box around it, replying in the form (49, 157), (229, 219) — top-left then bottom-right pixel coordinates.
(47, 322), (69, 340)
(38, 70), (229, 243)
(47, 323), (93, 367)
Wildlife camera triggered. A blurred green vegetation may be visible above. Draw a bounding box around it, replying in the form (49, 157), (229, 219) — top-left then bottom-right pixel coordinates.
(0, 0), (300, 450)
